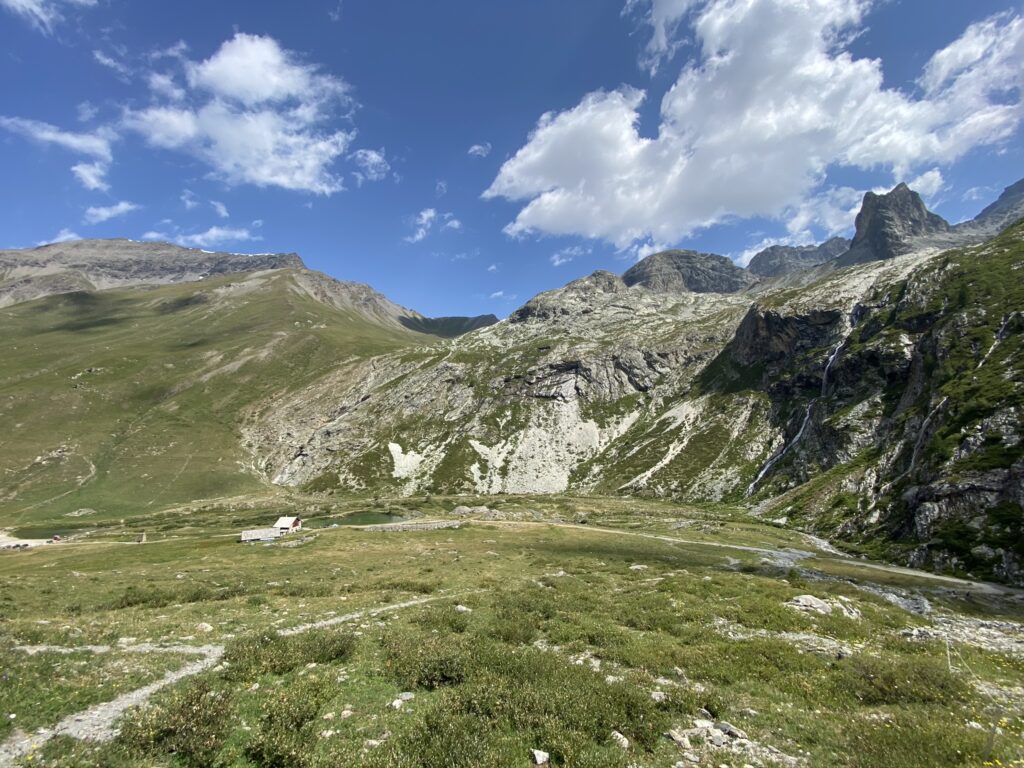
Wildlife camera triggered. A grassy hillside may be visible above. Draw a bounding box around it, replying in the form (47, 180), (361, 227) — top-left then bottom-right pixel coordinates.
(0, 269), (433, 528)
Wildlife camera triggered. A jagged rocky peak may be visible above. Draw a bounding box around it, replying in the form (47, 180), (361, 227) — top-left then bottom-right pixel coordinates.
(622, 249), (758, 293)
(509, 270), (627, 323)
(746, 237), (851, 278)
(838, 183), (949, 265)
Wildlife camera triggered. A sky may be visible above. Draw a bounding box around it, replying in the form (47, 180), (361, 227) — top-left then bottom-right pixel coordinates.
(1, 0), (1022, 318)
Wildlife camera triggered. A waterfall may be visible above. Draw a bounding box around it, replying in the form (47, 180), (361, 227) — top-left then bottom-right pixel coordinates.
(746, 335), (847, 497)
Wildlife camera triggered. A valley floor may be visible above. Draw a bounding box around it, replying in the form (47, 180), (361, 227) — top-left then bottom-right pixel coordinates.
(0, 496), (1022, 767)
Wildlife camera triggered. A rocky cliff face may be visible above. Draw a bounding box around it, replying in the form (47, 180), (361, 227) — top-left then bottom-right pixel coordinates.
(622, 250), (758, 293)
(836, 184), (950, 266)
(747, 237), (850, 278)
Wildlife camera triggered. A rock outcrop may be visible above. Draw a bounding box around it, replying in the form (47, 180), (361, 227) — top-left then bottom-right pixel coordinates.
(836, 183), (949, 266)
(622, 250), (757, 293)
(747, 237), (850, 278)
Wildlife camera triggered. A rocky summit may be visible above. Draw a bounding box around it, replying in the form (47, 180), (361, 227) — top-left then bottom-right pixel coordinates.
(622, 250), (759, 293)
(836, 183), (950, 265)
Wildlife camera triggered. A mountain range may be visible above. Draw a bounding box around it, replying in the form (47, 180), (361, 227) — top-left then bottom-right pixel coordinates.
(1, 178), (1022, 584)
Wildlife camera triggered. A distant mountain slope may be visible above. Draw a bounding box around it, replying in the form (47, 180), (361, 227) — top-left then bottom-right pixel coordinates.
(399, 314), (499, 338)
(0, 239), (496, 338)
(0, 239), (303, 308)
(747, 237), (850, 278)
(0, 269), (434, 524)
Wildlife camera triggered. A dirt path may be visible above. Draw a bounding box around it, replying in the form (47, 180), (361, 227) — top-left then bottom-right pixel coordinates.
(0, 593), (462, 767)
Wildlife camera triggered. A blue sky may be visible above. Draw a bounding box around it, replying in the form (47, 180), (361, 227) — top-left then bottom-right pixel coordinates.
(1, 0), (1022, 317)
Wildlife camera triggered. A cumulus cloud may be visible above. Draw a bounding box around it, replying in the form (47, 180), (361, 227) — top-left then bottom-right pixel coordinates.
(908, 168), (946, 200)
(486, 2), (1024, 250)
(70, 161), (109, 191)
(36, 227), (81, 246)
(83, 200), (139, 224)
(468, 142), (492, 158)
(124, 33), (356, 194)
(181, 189), (199, 209)
(0, 0), (96, 34)
(147, 72), (186, 101)
(211, 200), (229, 218)
(349, 148), (390, 186)
(175, 226), (260, 248)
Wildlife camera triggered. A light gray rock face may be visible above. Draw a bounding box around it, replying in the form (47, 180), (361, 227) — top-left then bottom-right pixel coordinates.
(747, 237), (850, 278)
(836, 183), (950, 266)
(510, 270), (628, 323)
(622, 250), (758, 293)
(0, 239), (304, 307)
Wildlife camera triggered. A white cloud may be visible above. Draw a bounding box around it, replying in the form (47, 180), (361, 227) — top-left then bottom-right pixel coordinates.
(908, 168), (946, 199)
(147, 72), (186, 101)
(77, 101), (98, 123)
(405, 208), (437, 243)
(83, 200), (139, 225)
(141, 230), (168, 241)
(36, 227), (81, 246)
(490, 290), (505, 299)
(0, 0), (96, 34)
(404, 208), (460, 242)
(486, 3), (1024, 249)
(435, 180), (448, 197)
(70, 161), (109, 191)
(349, 148), (390, 185)
(0, 116), (112, 161)
(186, 32), (348, 109)
(550, 244), (590, 266)
(122, 106), (198, 149)
(487, 263), (497, 272)
(0, 117), (116, 191)
(181, 189), (199, 209)
(625, 0), (699, 74)
(211, 200), (229, 218)
(93, 50), (132, 82)
(124, 33), (356, 194)
(468, 142), (492, 158)
(175, 226), (260, 249)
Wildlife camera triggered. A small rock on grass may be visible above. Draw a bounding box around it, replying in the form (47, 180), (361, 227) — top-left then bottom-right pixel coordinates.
(715, 721), (748, 739)
(531, 748), (550, 765)
(611, 730), (630, 750)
